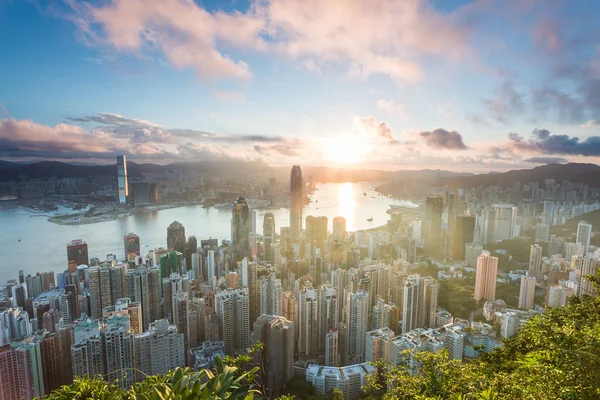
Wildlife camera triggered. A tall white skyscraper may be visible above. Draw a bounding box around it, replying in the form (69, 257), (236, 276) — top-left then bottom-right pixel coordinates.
(259, 273), (282, 316)
(103, 315), (135, 389)
(319, 285), (340, 349)
(125, 266), (162, 330)
(402, 275), (421, 333)
(579, 255), (600, 297)
(325, 328), (339, 367)
(528, 244), (544, 282)
(117, 155), (128, 204)
(474, 251), (498, 302)
(565, 242), (585, 263)
(518, 276), (536, 310)
(298, 286), (319, 357)
(207, 250), (216, 282)
(576, 221), (592, 254)
(346, 290), (369, 364)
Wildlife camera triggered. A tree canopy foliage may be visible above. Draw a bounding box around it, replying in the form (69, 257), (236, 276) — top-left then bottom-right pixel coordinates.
(363, 270), (600, 399)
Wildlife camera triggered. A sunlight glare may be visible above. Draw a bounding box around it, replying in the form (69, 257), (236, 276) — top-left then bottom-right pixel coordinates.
(337, 182), (354, 231)
(323, 136), (366, 165)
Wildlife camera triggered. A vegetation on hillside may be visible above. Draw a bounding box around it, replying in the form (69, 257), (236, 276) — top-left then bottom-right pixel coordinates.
(551, 208), (600, 246)
(361, 270), (600, 399)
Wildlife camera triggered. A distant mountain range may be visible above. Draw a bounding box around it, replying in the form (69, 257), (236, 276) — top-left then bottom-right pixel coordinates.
(445, 163), (600, 188)
(0, 160), (598, 187)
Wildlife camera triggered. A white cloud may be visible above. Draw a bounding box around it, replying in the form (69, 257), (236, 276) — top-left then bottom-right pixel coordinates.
(580, 120), (600, 128)
(61, 0), (469, 84)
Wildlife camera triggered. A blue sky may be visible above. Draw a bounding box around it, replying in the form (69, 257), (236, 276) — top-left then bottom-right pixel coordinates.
(1, 0), (600, 171)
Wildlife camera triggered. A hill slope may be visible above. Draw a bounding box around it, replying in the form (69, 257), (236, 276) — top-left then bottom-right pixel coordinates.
(446, 163), (600, 188)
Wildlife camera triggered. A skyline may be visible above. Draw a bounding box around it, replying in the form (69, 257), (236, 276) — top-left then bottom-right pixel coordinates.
(2, 0), (600, 171)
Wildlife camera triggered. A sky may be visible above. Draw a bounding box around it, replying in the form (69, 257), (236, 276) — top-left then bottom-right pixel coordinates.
(1, 0), (600, 171)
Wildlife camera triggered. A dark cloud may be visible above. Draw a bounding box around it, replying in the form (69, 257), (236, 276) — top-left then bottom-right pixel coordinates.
(508, 128), (600, 156)
(531, 86), (584, 123)
(481, 80), (526, 124)
(254, 143), (301, 157)
(68, 113), (286, 145)
(418, 128), (468, 150)
(523, 156), (568, 164)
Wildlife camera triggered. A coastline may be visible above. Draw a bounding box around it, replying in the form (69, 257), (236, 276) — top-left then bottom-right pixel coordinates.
(45, 202), (291, 226)
(47, 203), (198, 226)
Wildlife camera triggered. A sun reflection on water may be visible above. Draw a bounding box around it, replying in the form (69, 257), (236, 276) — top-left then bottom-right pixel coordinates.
(337, 182), (355, 231)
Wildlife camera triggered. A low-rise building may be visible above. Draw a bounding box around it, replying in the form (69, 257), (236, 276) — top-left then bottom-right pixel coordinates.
(306, 363), (376, 400)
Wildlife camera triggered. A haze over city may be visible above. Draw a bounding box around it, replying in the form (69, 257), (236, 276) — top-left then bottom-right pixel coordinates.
(1, 1), (600, 400)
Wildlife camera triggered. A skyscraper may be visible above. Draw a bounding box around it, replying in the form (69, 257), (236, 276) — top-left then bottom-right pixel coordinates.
(258, 273), (282, 316)
(306, 215), (328, 252)
(565, 242), (584, 262)
(171, 291), (190, 355)
(134, 319), (185, 381)
(529, 244), (543, 281)
(332, 216), (346, 242)
(325, 328), (339, 367)
(67, 239), (89, 274)
(290, 165), (303, 241)
(117, 155), (128, 204)
(232, 197), (250, 260)
(0, 345), (33, 400)
(579, 255), (600, 297)
(422, 277), (439, 328)
(576, 221), (592, 254)
(251, 315), (294, 399)
(263, 213), (276, 262)
(298, 286), (319, 357)
(215, 288), (250, 356)
(453, 216), (475, 260)
(401, 276), (421, 333)
(88, 266), (112, 319)
(124, 233), (140, 261)
(474, 251), (498, 302)
(481, 204), (518, 244)
(423, 197), (443, 256)
(103, 315), (135, 389)
(346, 290), (370, 364)
(185, 235), (198, 272)
(167, 221), (186, 255)
(519, 276), (536, 310)
(125, 266), (161, 330)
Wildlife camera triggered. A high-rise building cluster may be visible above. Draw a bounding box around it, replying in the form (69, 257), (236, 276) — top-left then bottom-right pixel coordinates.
(2, 165), (600, 400)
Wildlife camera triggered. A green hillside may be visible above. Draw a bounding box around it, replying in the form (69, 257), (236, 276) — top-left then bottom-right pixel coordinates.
(552, 208), (600, 246)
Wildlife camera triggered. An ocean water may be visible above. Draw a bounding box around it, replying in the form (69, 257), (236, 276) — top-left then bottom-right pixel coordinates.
(0, 182), (417, 283)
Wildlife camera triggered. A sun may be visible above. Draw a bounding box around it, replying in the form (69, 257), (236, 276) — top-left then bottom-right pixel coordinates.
(323, 136), (367, 165)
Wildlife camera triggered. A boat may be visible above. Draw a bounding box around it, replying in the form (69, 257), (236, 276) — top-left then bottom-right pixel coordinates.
(367, 217), (373, 222)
